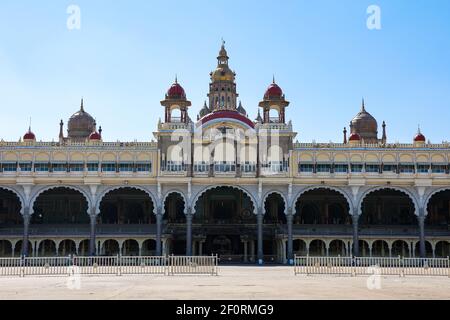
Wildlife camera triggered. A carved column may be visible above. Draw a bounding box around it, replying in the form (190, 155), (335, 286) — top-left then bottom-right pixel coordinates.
(257, 208), (264, 265)
(89, 212), (97, 256)
(186, 209), (193, 256)
(22, 207), (31, 257)
(418, 208), (426, 258)
(156, 207), (163, 256)
(286, 208), (294, 264)
(352, 212), (359, 257)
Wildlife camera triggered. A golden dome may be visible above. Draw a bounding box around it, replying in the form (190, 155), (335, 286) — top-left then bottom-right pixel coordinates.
(211, 67), (235, 82)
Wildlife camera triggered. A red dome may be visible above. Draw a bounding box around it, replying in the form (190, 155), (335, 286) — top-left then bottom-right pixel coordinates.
(23, 130), (35, 141)
(264, 83), (283, 98)
(89, 131), (102, 140)
(349, 133), (361, 141)
(414, 133), (426, 142)
(167, 81), (186, 99)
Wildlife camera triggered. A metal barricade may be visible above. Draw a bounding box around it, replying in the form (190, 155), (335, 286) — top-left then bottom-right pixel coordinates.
(294, 255), (450, 277)
(168, 255), (219, 276)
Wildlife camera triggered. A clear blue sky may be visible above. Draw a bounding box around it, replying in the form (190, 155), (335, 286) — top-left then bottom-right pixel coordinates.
(1, 0), (449, 143)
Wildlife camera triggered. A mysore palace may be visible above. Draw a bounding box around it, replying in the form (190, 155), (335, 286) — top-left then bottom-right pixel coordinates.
(0, 43), (449, 264)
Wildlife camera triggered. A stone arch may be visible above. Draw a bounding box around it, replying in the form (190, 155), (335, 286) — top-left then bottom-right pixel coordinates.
(162, 190), (188, 215)
(291, 186), (354, 216)
(262, 190), (288, 215)
(96, 186), (157, 215)
(424, 187), (450, 216)
(29, 185), (92, 215)
(357, 186), (419, 216)
(192, 185), (258, 215)
(0, 186), (25, 215)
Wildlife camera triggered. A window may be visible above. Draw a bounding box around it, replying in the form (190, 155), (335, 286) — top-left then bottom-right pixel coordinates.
(399, 164), (415, 173)
(87, 162), (99, 172)
(119, 163), (134, 172)
(19, 162), (32, 172)
(417, 164), (429, 173)
(2, 163), (17, 172)
(69, 163), (84, 172)
(431, 164), (446, 174)
(101, 163), (116, 172)
(165, 161), (184, 172)
(316, 164), (331, 173)
(366, 164), (380, 173)
(299, 164), (314, 173)
(334, 164), (348, 173)
(214, 161), (235, 172)
(52, 163), (67, 172)
(136, 162), (151, 172)
(351, 164), (363, 173)
(34, 163), (49, 172)
(241, 162), (256, 173)
(194, 161), (209, 173)
(382, 164), (397, 173)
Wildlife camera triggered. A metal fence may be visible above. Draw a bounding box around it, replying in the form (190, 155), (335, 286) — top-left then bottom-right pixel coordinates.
(294, 255), (450, 277)
(0, 255), (218, 277)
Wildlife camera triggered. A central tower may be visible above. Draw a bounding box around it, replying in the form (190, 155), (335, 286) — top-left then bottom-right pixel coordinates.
(208, 41), (238, 111)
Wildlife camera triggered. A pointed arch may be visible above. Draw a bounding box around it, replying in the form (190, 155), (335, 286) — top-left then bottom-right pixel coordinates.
(357, 186), (419, 216)
(263, 190), (288, 215)
(29, 185), (92, 215)
(292, 186), (354, 216)
(162, 190), (187, 215)
(424, 187), (450, 215)
(0, 186), (25, 215)
(192, 185), (258, 215)
(96, 185), (157, 215)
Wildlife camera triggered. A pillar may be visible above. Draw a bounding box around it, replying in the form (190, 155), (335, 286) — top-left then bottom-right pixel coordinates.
(156, 209), (163, 256)
(286, 208), (294, 264)
(243, 241), (248, 262)
(257, 209), (264, 265)
(352, 213), (359, 257)
(186, 210), (193, 256)
(22, 208), (31, 257)
(89, 213), (97, 256)
(418, 208), (426, 258)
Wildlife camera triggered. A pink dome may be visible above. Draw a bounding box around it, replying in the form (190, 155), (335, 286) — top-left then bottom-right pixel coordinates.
(349, 133), (361, 141)
(264, 83), (283, 98)
(167, 81), (186, 99)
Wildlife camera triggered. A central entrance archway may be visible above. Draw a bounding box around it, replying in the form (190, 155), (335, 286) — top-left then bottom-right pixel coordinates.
(194, 186), (256, 263)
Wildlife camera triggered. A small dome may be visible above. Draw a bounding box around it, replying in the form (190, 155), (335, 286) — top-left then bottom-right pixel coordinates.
(89, 131), (101, 141)
(68, 99), (96, 141)
(414, 133), (426, 142)
(23, 128), (36, 141)
(167, 79), (186, 99)
(349, 133), (361, 141)
(264, 83), (283, 99)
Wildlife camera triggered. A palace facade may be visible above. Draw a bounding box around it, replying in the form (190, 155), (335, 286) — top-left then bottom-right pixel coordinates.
(0, 43), (449, 264)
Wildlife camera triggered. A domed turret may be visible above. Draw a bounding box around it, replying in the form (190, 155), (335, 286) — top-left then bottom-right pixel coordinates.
(350, 99), (378, 144)
(264, 77), (283, 99)
(166, 77), (186, 100)
(414, 126), (426, 146)
(67, 99), (96, 142)
(23, 127), (36, 142)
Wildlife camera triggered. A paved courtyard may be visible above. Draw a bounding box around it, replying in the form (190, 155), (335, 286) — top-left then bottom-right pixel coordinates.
(0, 266), (449, 300)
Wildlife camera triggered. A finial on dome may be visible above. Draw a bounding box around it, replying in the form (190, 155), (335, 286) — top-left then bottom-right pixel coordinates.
(417, 124), (422, 134)
(273, 75), (276, 84)
(361, 98), (366, 112)
(175, 74), (178, 84)
(80, 98), (84, 112)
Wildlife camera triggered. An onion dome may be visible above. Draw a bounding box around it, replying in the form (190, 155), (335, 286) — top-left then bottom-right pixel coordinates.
(350, 99), (378, 143)
(67, 99), (96, 142)
(414, 126), (426, 142)
(264, 77), (283, 99)
(349, 132), (361, 142)
(166, 77), (186, 99)
(23, 127), (36, 141)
